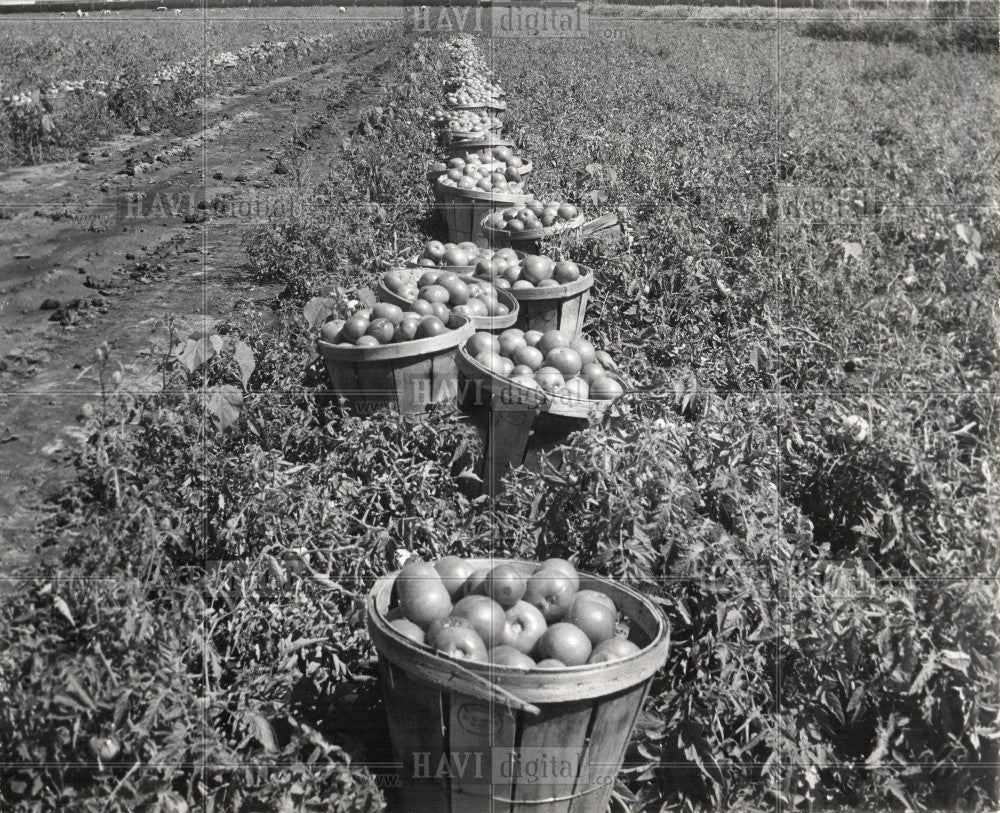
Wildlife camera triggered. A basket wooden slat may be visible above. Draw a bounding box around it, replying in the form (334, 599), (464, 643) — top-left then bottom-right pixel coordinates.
(503, 265), (594, 338)
(317, 317), (474, 414)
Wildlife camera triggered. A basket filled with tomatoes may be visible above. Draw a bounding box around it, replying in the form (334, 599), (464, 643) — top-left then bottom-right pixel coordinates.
(471, 251), (594, 337)
(316, 305), (474, 415)
(481, 199), (584, 250)
(367, 555), (670, 812)
(456, 328), (627, 492)
(378, 268), (518, 333)
(434, 167), (528, 246)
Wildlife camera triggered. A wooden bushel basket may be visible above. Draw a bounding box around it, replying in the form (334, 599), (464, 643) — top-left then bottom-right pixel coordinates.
(367, 558), (670, 813)
(507, 266), (594, 338)
(316, 317), (474, 415)
(455, 346), (625, 495)
(438, 177), (529, 247)
(377, 269), (519, 333)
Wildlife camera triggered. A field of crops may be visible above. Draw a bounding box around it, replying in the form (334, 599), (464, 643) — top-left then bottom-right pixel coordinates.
(1, 7), (998, 812)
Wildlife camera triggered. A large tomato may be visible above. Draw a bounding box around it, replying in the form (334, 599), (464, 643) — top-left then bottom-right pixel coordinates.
(426, 614), (475, 648)
(485, 563), (528, 609)
(588, 635), (641, 664)
(567, 598), (616, 645)
(390, 618), (426, 645)
(434, 625), (487, 662)
(434, 556), (475, 600)
(453, 595), (507, 648)
(536, 623), (592, 666)
(502, 600), (547, 654)
(396, 562), (452, 629)
(523, 568), (576, 623)
(488, 645), (535, 669)
(540, 558), (580, 593)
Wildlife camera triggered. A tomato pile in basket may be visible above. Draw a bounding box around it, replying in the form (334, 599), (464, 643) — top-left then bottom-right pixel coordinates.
(381, 271), (511, 326)
(474, 253), (585, 290)
(320, 302), (464, 346)
(466, 328), (624, 402)
(484, 200), (580, 233)
(387, 557), (642, 668)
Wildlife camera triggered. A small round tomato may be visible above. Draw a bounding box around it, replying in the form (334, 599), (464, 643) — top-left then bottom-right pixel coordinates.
(588, 635), (641, 664)
(523, 568), (576, 623)
(537, 622), (592, 666)
(489, 645), (535, 669)
(453, 595), (507, 649)
(567, 598), (617, 645)
(484, 563), (528, 609)
(434, 556), (476, 600)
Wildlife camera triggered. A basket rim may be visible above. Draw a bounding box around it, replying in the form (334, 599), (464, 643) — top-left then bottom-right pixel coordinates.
(457, 343), (625, 418)
(317, 316), (474, 361)
(445, 100), (508, 112)
(377, 272), (519, 331)
(445, 136), (516, 153)
(435, 175), (530, 204)
(481, 211), (587, 241)
(366, 558), (671, 702)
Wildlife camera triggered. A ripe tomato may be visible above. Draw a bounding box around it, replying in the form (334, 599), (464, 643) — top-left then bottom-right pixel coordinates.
(536, 330), (570, 357)
(426, 613), (475, 647)
(453, 595), (507, 648)
(366, 317), (396, 345)
(574, 589), (617, 613)
(537, 622), (592, 666)
(341, 314), (370, 343)
(434, 625), (487, 662)
(434, 556), (475, 599)
(424, 241), (447, 262)
(444, 245), (470, 266)
(521, 256), (553, 285)
(533, 367), (566, 394)
(355, 336), (381, 348)
(382, 271), (406, 293)
(488, 645), (535, 669)
(429, 302), (452, 323)
(497, 329), (526, 356)
(523, 568), (576, 623)
(588, 635), (641, 664)
(557, 203), (579, 220)
(536, 658), (565, 669)
(418, 284), (451, 305)
(408, 299), (435, 317)
(502, 600), (547, 654)
(553, 260), (581, 284)
(589, 377), (624, 400)
(485, 563), (527, 609)
(396, 314), (422, 342)
(372, 302), (406, 326)
(567, 598), (616, 645)
(415, 316), (449, 339)
(545, 347), (583, 379)
(418, 271), (441, 287)
(467, 332), (501, 357)
(568, 338), (597, 365)
(319, 321), (342, 344)
(396, 562), (452, 629)
(390, 618), (426, 645)
(523, 330), (544, 348)
(540, 558), (580, 592)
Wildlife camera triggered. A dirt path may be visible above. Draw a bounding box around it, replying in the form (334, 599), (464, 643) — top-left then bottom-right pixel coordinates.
(0, 41), (398, 576)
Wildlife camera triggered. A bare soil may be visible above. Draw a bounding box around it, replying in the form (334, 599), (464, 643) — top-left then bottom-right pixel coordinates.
(0, 42), (396, 575)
